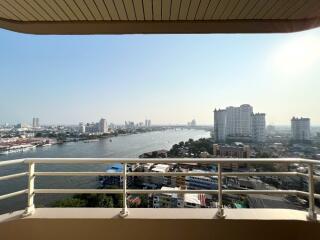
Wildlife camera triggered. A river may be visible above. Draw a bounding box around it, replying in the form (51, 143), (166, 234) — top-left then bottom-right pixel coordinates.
(0, 129), (210, 213)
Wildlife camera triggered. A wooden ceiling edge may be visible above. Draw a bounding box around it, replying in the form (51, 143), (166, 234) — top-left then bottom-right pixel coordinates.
(0, 17), (320, 35)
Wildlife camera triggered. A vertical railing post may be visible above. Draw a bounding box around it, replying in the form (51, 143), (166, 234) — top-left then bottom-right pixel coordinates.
(216, 163), (225, 218)
(24, 161), (35, 216)
(307, 163), (317, 221)
(120, 162), (128, 217)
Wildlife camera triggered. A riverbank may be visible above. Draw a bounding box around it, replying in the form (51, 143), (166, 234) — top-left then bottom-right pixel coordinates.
(0, 129), (210, 213)
(0, 127), (197, 156)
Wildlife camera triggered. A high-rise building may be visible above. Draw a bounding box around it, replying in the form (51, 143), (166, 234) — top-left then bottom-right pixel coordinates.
(252, 113), (266, 142)
(214, 105), (265, 142)
(214, 109), (226, 142)
(79, 122), (86, 134)
(145, 119), (151, 127)
(99, 118), (108, 133)
(32, 117), (40, 128)
(125, 121), (135, 129)
(291, 117), (311, 141)
(225, 104), (253, 136)
(187, 119), (196, 126)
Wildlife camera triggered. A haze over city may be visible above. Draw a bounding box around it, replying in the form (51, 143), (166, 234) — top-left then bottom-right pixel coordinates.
(1, 28), (320, 125)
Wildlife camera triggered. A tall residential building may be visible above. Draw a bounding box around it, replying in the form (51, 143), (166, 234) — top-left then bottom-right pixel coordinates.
(214, 109), (226, 142)
(188, 119), (196, 126)
(291, 117), (311, 141)
(214, 104), (265, 142)
(79, 122), (86, 134)
(225, 104), (253, 136)
(252, 113), (266, 142)
(145, 119), (151, 127)
(125, 121), (135, 129)
(32, 117), (40, 128)
(99, 118), (108, 133)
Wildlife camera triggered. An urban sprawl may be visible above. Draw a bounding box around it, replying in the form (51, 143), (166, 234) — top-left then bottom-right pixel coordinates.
(1, 104), (320, 210)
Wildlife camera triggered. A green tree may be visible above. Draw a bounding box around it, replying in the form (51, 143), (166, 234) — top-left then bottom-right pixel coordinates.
(51, 198), (87, 207)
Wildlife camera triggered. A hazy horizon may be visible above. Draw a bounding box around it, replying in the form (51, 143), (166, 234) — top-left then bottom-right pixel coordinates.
(1, 27), (320, 125)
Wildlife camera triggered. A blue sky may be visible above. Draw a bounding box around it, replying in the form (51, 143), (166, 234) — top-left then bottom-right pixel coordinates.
(0, 27), (320, 125)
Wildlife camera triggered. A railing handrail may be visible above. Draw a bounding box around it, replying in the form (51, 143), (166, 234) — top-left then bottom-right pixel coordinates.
(0, 159), (25, 167)
(21, 157), (320, 164)
(0, 157), (319, 221)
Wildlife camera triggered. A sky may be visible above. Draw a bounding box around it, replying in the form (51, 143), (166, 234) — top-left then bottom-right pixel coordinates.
(0, 27), (320, 126)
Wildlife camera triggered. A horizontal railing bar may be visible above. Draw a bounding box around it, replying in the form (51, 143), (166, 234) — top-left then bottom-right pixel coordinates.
(35, 172), (124, 177)
(0, 159), (25, 167)
(34, 189), (218, 194)
(34, 189), (123, 194)
(314, 175), (320, 180)
(32, 171), (311, 178)
(222, 172), (307, 177)
(0, 189), (28, 201)
(32, 188), (311, 197)
(127, 189), (218, 194)
(222, 189), (307, 196)
(0, 172), (28, 181)
(127, 172), (217, 177)
(315, 193), (320, 200)
(23, 157), (320, 165)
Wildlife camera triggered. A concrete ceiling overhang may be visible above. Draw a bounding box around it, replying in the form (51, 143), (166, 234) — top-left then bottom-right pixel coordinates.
(0, 0), (320, 34)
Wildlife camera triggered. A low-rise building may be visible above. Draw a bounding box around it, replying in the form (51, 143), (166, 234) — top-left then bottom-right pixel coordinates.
(213, 143), (250, 171)
(186, 170), (218, 190)
(153, 187), (203, 208)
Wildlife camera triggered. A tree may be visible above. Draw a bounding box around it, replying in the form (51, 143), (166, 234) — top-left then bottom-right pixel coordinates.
(140, 194), (149, 207)
(98, 195), (114, 207)
(51, 198), (87, 207)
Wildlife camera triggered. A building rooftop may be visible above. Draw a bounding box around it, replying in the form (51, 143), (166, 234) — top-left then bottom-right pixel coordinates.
(152, 164), (170, 173)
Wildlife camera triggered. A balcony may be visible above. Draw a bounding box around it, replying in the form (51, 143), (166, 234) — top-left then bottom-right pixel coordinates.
(0, 157), (319, 240)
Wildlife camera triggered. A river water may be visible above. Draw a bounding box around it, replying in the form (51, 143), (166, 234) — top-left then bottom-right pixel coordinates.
(0, 129), (209, 213)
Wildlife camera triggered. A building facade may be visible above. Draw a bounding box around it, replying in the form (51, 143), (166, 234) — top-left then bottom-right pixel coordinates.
(252, 113), (266, 142)
(214, 109), (227, 142)
(99, 118), (108, 133)
(79, 122), (86, 134)
(213, 143), (251, 171)
(153, 187), (202, 208)
(32, 118), (40, 128)
(214, 104), (265, 142)
(213, 144), (251, 158)
(145, 119), (151, 127)
(291, 117), (311, 141)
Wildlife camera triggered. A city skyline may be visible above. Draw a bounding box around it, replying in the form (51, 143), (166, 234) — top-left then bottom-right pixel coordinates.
(1, 115), (319, 127)
(1, 27), (320, 125)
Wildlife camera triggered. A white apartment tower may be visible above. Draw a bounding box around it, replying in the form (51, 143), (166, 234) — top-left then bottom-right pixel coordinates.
(99, 118), (108, 133)
(291, 117), (311, 141)
(214, 104), (266, 142)
(252, 113), (266, 142)
(79, 122), (86, 134)
(32, 117), (40, 128)
(145, 119), (151, 127)
(225, 104), (253, 136)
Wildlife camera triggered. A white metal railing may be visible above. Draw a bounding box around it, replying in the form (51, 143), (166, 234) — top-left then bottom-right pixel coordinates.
(0, 158), (319, 220)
